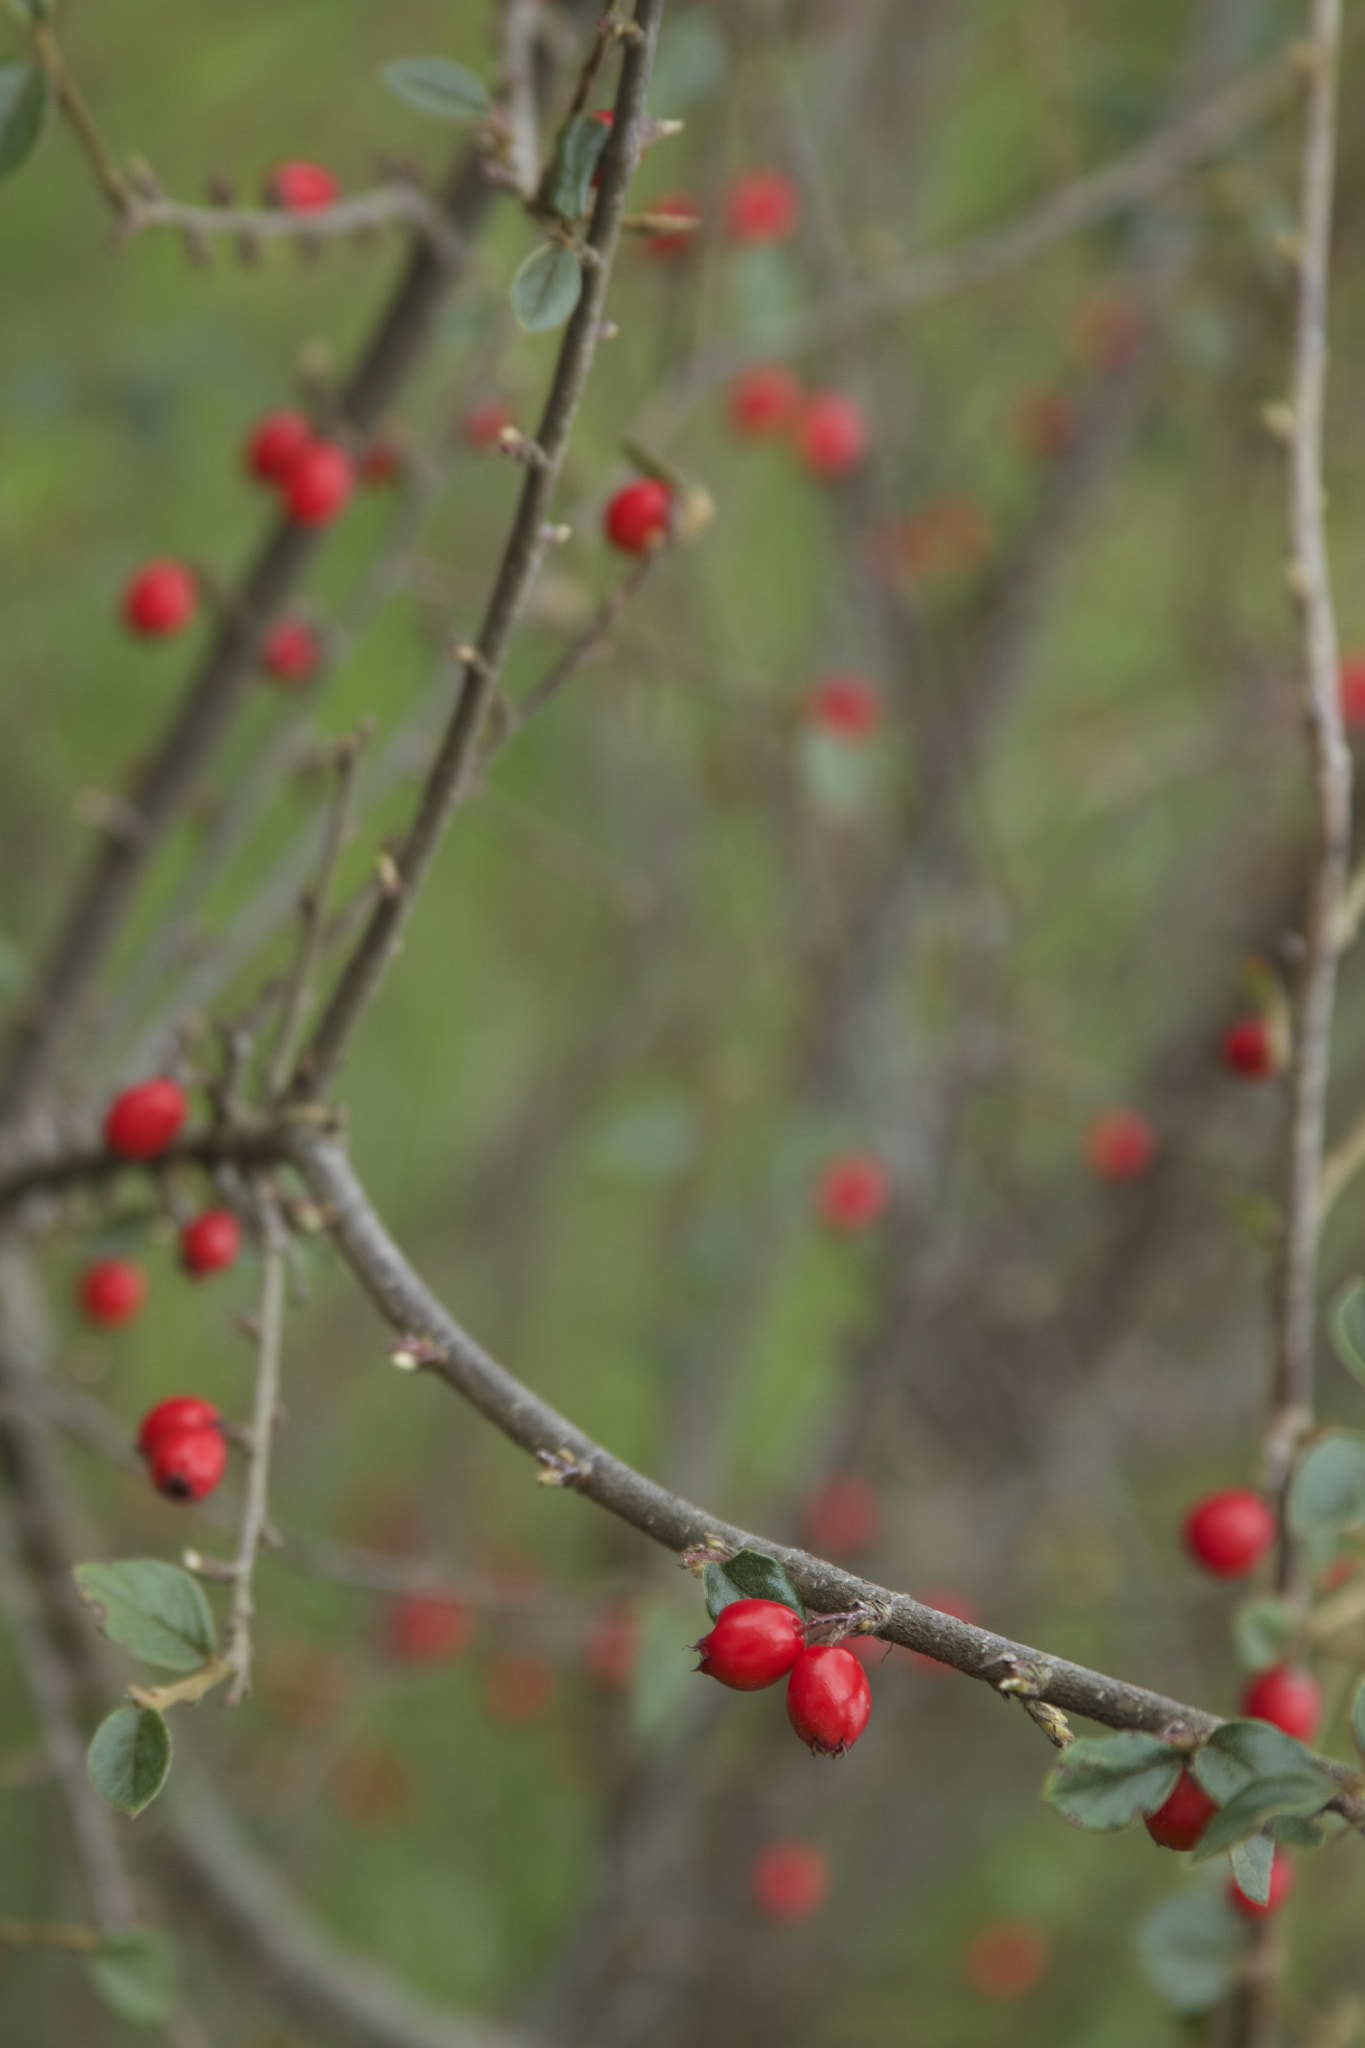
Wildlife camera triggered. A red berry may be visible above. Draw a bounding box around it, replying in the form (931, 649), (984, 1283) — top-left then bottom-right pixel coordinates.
(1221, 1017), (1275, 1079)
(806, 673), (881, 740)
(750, 1840), (830, 1921)
(78, 1259), (147, 1327)
(245, 410), (313, 484)
(1012, 386), (1079, 462)
(728, 363), (802, 437)
(103, 1078), (188, 1160)
(149, 1426), (227, 1502)
(787, 1645), (871, 1756)
(802, 1474), (880, 1557)
(382, 1591), (474, 1665)
(358, 439), (404, 486)
(1183, 1489), (1275, 1578)
(121, 560), (198, 638)
(283, 441), (354, 527)
(1144, 1768), (1219, 1850)
(1070, 289), (1144, 374)
(1229, 1848), (1295, 1919)
(180, 1208), (242, 1279)
(261, 617), (322, 686)
(604, 477), (672, 554)
(644, 190), (701, 258)
(1084, 1108), (1155, 1181)
(585, 1604), (640, 1691)
(816, 1152), (890, 1231)
(483, 1651), (558, 1726)
(1242, 1665), (1321, 1742)
(1340, 653), (1365, 727)
(696, 1598), (805, 1691)
(268, 159), (342, 212)
(137, 1395), (222, 1459)
(963, 1921), (1050, 2000)
(588, 108), (613, 189)
(796, 391), (868, 477)
(461, 401), (516, 452)
(904, 1589), (981, 1676)
(726, 169), (800, 244)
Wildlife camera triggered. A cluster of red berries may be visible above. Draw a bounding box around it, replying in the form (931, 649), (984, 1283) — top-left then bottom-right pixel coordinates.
(244, 408), (355, 529)
(696, 1599), (872, 1756)
(1180, 1484), (1322, 1732)
(727, 364), (869, 478)
(137, 1394), (227, 1502)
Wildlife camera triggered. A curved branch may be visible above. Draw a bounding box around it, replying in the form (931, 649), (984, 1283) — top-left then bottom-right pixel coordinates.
(0, 1124), (285, 1219)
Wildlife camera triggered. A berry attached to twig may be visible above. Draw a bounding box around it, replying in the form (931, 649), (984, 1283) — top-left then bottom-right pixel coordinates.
(604, 477), (672, 554)
(695, 1598), (805, 1691)
(137, 1396), (222, 1459)
(786, 1644), (871, 1755)
(267, 160), (343, 212)
(282, 441), (355, 527)
(103, 1077), (188, 1160)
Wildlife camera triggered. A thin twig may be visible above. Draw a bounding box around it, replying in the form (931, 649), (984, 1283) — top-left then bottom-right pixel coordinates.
(266, 736), (365, 1100)
(121, 186), (465, 262)
(506, 551), (660, 736)
(31, 22), (133, 215)
(223, 1192), (288, 1703)
(1320, 1100), (1365, 1220)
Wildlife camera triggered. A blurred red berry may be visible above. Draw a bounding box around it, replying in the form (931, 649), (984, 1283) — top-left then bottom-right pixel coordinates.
(728, 363), (802, 437)
(585, 1604), (640, 1691)
(1144, 1768), (1218, 1850)
(604, 477), (672, 553)
(903, 1589), (980, 1676)
(79, 1259), (147, 1327)
(148, 1426), (227, 1502)
(806, 673), (881, 740)
(104, 1078), (188, 1160)
(358, 438), (404, 486)
(1012, 386), (1079, 462)
(484, 1652), (558, 1726)
(802, 1474), (881, 1557)
(796, 391), (868, 477)
(180, 1208), (242, 1279)
(331, 1742), (415, 1827)
(643, 190), (700, 257)
(122, 560), (198, 638)
(726, 168), (800, 244)
(1183, 1489), (1274, 1578)
(1084, 1108), (1155, 1181)
(137, 1396), (222, 1459)
(816, 1152), (890, 1231)
(786, 1645), (871, 1756)
(382, 1591), (474, 1666)
(261, 617), (322, 686)
(461, 400), (516, 451)
(283, 440), (354, 526)
(751, 1840), (830, 1921)
(1070, 289), (1144, 374)
(1340, 653), (1365, 727)
(1229, 1848), (1295, 1919)
(697, 1599), (805, 1691)
(1221, 1016), (1275, 1080)
(963, 1921), (1050, 2000)
(244, 410), (312, 484)
(268, 159), (342, 212)
(1241, 1665), (1321, 1742)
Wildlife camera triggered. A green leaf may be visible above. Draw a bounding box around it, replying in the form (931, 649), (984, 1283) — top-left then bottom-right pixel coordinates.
(1044, 1732), (1181, 1832)
(1136, 1890), (1248, 2014)
(717, 1548), (805, 1618)
(1229, 1833), (1273, 1905)
(1191, 1718), (1325, 1805)
(74, 1559), (215, 1671)
(1233, 1596), (1297, 1671)
(1191, 1774), (1330, 1859)
(85, 1928), (177, 2024)
(1332, 1282), (1365, 1386)
(703, 1558), (743, 1622)
(1266, 1810), (1324, 1847)
(509, 240), (583, 334)
(87, 1706), (171, 1818)
(543, 112), (611, 222)
(649, 12), (727, 113)
(0, 62), (50, 181)
(1288, 1430), (1365, 1535)
(381, 56), (490, 120)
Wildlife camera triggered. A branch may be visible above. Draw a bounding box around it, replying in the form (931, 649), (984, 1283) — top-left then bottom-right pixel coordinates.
(222, 1192), (288, 1702)
(0, 1124), (284, 1222)
(290, 0), (669, 1103)
(120, 186), (466, 262)
(265, 737), (364, 1100)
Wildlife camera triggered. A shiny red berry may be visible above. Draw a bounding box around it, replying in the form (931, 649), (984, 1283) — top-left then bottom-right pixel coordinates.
(1242, 1665), (1321, 1742)
(1229, 1848), (1295, 1919)
(149, 1425), (227, 1502)
(261, 617), (322, 686)
(137, 1395), (222, 1459)
(1144, 1768), (1218, 1850)
(816, 1152), (889, 1231)
(796, 391), (868, 477)
(382, 1591), (474, 1665)
(1221, 1017), (1275, 1080)
(644, 190), (700, 258)
(604, 478), (672, 554)
(283, 441), (354, 527)
(728, 364), (802, 437)
(103, 1078), (188, 1160)
(726, 168), (800, 244)
(245, 410), (312, 484)
(695, 1598), (805, 1691)
(122, 560), (198, 637)
(78, 1259), (147, 1327)
(268, 159), (342, 212)
(787, 1644), (871, 1756)
(1085, 1108), (1155, 1181)
(1183, 1489), (1275, 1578)
(751, 1840), (829, 1921)
(806, 673), (881, 740)
(180, 1208), (242, 1279)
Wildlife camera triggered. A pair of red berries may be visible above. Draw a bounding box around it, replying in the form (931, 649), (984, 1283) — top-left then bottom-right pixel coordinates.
(80, 1211), (242, 1327)
(727, 368), (869, 478)
(695, 1599), (872, 1756)
(245, 409), (355, 529)
(137, 1395), (227, 1501)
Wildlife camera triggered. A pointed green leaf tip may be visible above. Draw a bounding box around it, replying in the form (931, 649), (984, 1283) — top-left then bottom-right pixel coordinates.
(543, 112), (611, 222)
(703, 1548), (804, 1622)
(74, 1558), (216, 1670)
(381, 57), (490, 120)
(0, 61), (50, 180)
(1043, 1731), (1180, 1831)
(510, 241), (583, 334)
(87, 1705), (171, 1817)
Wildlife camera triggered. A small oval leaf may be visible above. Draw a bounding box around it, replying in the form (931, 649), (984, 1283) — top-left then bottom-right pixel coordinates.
(703, 1559), (743, 1622)
(74, 1559), (216, 1671)
(544, 112), (611, 222)
(1044, 1731), (1181, 1832)
(510, 240), (583, 334)
(85, 1928), (178, 2023)
(87, 1706), (171, 1817)
(1288, 1430), (1365, 1535)
(382, 56), (490, 120)
(1229, 1833), (1274, 1905)
(716, 1547), (805, 1617)
(1192, 1718), (1325, 1804)
(1136, 1890), (1247, 2014)
(1332, 1281), (1365, 1385)
(0, 61), (50, 181)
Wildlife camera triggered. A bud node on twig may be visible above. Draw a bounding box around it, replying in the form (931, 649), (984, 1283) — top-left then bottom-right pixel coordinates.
(535, 1445), (593, 1487)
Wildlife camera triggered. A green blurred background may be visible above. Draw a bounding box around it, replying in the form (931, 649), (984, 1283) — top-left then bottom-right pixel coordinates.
(3, 0), (1365, 2041)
